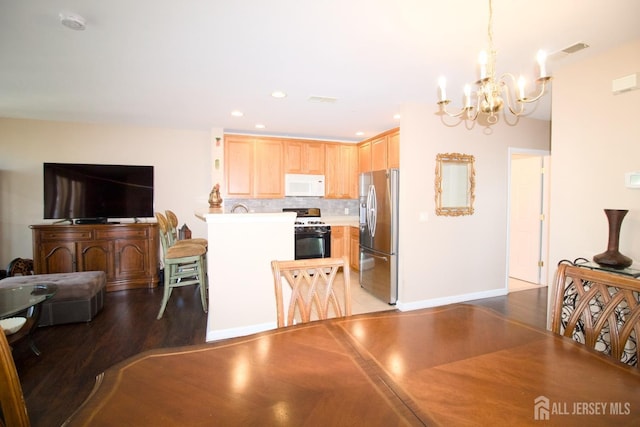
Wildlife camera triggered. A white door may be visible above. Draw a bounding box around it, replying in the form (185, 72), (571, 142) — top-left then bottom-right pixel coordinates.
(509, 155), (544, 284)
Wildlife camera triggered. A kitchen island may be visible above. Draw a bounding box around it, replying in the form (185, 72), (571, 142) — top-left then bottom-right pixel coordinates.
(195, 210), (296, 341)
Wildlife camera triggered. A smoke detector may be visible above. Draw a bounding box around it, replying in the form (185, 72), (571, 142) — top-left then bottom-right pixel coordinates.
(59, 13), (86, 31)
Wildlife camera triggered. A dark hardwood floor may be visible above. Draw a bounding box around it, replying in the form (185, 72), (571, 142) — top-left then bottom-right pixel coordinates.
(470, 285), (549, 329)
(11, 284), (547, 427)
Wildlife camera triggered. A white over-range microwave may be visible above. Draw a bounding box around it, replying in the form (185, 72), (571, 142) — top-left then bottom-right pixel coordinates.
(284, 174), (325, 197)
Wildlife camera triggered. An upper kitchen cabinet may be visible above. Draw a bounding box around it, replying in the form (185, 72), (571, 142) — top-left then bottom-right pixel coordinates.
(284, 140), (325, 174)
(358, 128), (399, 173)
(325, 143), (357, 199)
(225, 135), (284, 198)
(358, 141), (371, 174)
(387, 130), (400, 169)
(371, 135), (388, 171)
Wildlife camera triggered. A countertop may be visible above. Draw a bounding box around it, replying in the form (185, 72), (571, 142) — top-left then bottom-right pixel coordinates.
(321, 216), (359, 227)
(195, 210), (359, 227)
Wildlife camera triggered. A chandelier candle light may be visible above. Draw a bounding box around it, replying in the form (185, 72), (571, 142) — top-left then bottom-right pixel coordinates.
(437, 0), (551, 124)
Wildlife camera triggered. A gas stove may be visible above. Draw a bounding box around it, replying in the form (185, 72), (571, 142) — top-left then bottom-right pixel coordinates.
(283, 208), (332, 259)
(283, 208), (330, 231)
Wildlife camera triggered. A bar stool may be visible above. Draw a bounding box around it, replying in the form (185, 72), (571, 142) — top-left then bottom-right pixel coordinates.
(165, 210), (208, 248)
(155, 213), (208, 319)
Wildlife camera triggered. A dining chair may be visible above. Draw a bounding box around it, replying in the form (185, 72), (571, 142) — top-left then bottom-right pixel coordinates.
(271, 257), (352, 328)
(164, 210), (208, 248)
(6, 258), (34, 277)
(0, 326), (31, 427)
(551, 262), (640, 367)
(155, 213), (208, 319)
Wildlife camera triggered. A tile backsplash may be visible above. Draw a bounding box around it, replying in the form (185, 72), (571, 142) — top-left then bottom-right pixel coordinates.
(225, 197), (359, 216)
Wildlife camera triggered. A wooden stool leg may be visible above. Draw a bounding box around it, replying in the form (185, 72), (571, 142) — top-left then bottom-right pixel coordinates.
(157, 264), (174, 319)
(198, 257), (208, 313)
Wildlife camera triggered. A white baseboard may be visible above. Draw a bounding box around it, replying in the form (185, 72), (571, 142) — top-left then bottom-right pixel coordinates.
(206, 321), (276, 342)
(205, 288), (509, 340)
(396, 288), (508, 312)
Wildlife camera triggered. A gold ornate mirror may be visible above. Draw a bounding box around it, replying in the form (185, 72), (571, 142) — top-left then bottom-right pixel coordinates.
(435, 153), (475, 216)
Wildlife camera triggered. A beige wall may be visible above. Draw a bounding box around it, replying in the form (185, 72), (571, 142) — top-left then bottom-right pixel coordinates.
(2, 40), (635, 322)
(2, 112), (551, 310)
(0, 118), (219, 267)
(397, 105), (551, 308)
(548, 39), (640, 273)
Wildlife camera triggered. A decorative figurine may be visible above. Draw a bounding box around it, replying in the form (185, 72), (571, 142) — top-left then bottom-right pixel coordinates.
(208, 183), (223, 208)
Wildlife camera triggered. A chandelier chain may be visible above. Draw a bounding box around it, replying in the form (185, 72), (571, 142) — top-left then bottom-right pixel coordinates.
(487, 0), (494, 51)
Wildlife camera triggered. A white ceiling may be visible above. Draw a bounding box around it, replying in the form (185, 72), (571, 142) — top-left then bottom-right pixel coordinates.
(1, 1), (639, 141)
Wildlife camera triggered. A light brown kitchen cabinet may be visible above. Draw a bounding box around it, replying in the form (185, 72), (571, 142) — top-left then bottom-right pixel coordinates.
(371, 136), (388, 171)
(349, 226), (359, 271)
(224, 134), (284, 198)
(255, 139), (285, 198)
(224, 135), (254, 197)
(325, 143), (358, 199)
(284, 140), (325, 174)
(387, 129), (400, 168)
(331, 226), (346, 259)
(358, 127), (399, 172)
(358, 141), (371, 174)
(31, 223), (159, 292)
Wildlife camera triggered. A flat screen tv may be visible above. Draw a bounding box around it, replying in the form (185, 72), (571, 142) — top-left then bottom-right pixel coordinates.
(43, 163), (154, 222)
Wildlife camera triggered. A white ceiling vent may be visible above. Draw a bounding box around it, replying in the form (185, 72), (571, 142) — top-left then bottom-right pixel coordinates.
(612, 73), (640, 95)
(549, 42), (589, 60)
(308, 96), (338, 104)
(562, 42), (589, 54)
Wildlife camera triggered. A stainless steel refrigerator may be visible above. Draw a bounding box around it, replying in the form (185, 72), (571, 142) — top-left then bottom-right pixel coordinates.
(359, 168), (399, 304)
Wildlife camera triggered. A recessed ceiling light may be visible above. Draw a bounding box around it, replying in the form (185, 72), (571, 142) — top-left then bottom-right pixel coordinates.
(271, 91), (287, 99)
(355, 131), (365, 136)
(59, 13), (86, 31)
(255, 124), (266, 129)
(231, 110), (243, 117)
(393, 113), (401, 120)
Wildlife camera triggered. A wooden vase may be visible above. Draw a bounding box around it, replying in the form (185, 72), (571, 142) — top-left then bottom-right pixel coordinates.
(593, 209), (632, 268)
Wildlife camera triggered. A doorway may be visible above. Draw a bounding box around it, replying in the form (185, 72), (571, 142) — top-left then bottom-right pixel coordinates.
(507, 149), (550, 291)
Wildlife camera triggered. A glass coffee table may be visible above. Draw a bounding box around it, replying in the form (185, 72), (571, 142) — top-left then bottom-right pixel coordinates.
(0, 282), (57, 355)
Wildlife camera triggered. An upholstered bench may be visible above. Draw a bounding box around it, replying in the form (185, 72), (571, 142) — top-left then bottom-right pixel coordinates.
(0, 271), (106, 326)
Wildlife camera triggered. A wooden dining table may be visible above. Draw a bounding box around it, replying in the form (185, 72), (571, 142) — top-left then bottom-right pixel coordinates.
(65, 304), (640, 426)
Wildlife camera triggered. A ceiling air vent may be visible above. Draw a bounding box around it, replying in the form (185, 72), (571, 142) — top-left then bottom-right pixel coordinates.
(308, 96), (338, 104)
(561, 42), (589, 54)
(549, 42), (589, 60)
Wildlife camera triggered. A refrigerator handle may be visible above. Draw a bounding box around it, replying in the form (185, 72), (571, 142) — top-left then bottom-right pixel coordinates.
(366, 251), (388, 262)
(370, 185), (377, 237)
(366, 185), (373, 234)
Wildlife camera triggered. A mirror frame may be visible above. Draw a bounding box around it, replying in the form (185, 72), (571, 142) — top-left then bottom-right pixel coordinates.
(435, 152), (475, 216)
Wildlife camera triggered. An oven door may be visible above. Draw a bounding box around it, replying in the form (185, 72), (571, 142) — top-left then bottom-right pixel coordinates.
(294, 228), (331, 260)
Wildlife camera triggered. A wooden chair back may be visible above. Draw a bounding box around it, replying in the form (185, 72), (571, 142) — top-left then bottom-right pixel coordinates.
(0, 327), (30, 426)
(154, 212), (172, 255)
(164, 210), (179, 245)
(271, 257), (352, 328)
(551, 262), (640, 367)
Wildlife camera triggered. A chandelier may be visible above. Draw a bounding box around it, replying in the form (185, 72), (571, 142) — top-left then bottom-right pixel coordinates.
(436, 0), (551, 124)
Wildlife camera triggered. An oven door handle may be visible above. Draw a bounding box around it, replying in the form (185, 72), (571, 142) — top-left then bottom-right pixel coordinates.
(295, 230), (329, 237)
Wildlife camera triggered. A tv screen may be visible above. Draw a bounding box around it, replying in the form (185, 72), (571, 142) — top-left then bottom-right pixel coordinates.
(43, 163), (154, 221)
